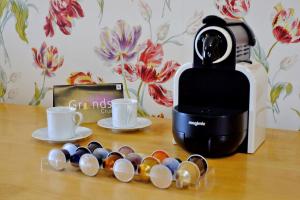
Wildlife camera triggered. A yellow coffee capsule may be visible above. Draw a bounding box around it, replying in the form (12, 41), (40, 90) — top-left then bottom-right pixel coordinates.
(175, 161), (200, 189)
(137, 156), (160, 182)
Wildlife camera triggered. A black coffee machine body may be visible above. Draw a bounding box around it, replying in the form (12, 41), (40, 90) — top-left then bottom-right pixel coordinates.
(172, 16), (267, 157)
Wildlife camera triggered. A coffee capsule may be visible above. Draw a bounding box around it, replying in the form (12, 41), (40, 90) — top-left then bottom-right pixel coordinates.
(149, 164), (173, 189)
(62, 143), (79, 156)
(175, 161), (200, 189)
(113, 158), (135, 182)
(47, 143), (79, 171)
(48, 149), (68, 171)
(187, 154), (208, 176)
(103, 151), (124, 171)
(162, 157), (180, 177)
(151, 150), (170, 163)
(175, 157), (182, 163)
(79, 154), (100, 176)
(93, 148), (109, 166)
(138, 156), (160, 182)
(70, 147), (91, 167)
(87, 141), (103, 153)
(125, 153), (143, 171)
(118, 145), (135, 156)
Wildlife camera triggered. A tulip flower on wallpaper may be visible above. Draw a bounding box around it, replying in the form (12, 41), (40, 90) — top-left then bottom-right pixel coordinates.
(0, 0), (36, 67)
(44, 0), (84, 37)
(95, 0), (203, 116)
(29, 42), (64, 105)
(265, 3), (300, 117)
(67, 72), (104, 84)
(96, 22), (180, 116)
(113, 40), (180, 107)
(215, 0), (300, 121)
(215, 0), (250, 19)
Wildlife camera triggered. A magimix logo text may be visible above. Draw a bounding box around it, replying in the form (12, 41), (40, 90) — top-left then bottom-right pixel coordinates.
(188, 121), (206, 127)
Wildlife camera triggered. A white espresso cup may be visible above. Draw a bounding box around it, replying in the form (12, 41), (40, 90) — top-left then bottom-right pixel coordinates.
(111, 98), (137, 128)
(47, 106), (83, 140)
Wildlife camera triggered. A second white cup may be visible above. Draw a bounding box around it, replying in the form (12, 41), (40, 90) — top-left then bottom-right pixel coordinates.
(111, 98), (137, 128)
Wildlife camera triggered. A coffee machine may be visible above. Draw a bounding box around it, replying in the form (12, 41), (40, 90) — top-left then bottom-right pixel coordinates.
(172, 16), (267, 157)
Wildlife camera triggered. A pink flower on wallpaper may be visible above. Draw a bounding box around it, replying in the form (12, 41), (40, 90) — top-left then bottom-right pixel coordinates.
(272, 3), (300, 44)
(67, 72), (96, 84)
(139, 40), (163, 68)
(95, 20), (142, 62)
(215, 0), (250, 19)
(44, 0), (84, 37)
(118, 40), (180, 107)
(113, 63), (138, 82)
(32, 42), (64, 77)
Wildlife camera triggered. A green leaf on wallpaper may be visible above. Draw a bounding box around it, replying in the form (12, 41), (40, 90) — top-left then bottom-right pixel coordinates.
(0, 82), (6, 98)
(10, 0), (29, 43)
(0, 66), (7, 98)
(168, 40), (183, 46)
(291, 108), (300, 118)
(284, 83), (293, 99)
(0, 0), (8, 18)
(252, 40), (269, 73)
(96, 0), (104, 24)
(128, 88), (138, 98)
(270, 82), (293, 105)
(165, 0), (172, 11)
(29, 82), (52, 106)
(32, 82), (41, 105)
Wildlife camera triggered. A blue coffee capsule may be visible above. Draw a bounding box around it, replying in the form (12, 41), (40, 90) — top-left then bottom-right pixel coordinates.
(70, 147), (91, 167)
(87, 141), (103, 153)
(62, 143), (79, 156)
(162, 157), (180, 176)
(93, 148), (109, 166)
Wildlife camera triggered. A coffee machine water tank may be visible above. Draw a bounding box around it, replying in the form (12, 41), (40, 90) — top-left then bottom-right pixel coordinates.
(172, 16), (267, 157)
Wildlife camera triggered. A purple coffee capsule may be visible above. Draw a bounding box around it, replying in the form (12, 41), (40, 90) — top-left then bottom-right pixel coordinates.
(70, 147), (91, 167)
(118, 145), (135, 156)
(87, 141), (103, 153)
(93, 148), (110, 166)
(125, 153), (143, 171)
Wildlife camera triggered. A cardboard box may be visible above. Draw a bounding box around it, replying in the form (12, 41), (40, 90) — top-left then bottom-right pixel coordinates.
(53, 84), (123, 123)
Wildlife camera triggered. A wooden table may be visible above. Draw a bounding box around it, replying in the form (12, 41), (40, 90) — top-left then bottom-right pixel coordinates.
(0, 104), (300, 200)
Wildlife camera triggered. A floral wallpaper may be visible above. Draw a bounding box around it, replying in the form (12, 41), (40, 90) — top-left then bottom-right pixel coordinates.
(0, 0), (300, 131)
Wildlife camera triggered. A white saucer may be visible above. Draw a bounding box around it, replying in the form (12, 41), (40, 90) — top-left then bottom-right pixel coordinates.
(32, 126), (92, 143)
(97, 117), (152, 132)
